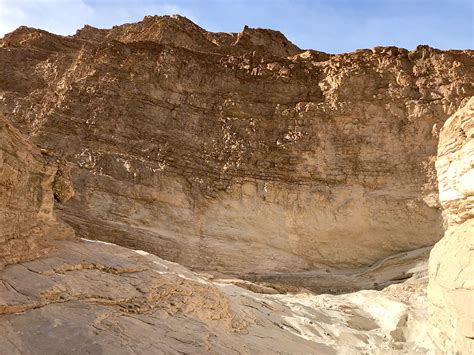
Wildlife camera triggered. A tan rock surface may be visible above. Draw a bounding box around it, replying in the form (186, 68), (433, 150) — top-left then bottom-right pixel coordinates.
(0, 95), (438, 353)
(428, 97), (474, 353)
(0, 115), (72, 267)
(2, 15), (474, 354)
(1, 17), (473, 276)
(0, 238), (436, 354)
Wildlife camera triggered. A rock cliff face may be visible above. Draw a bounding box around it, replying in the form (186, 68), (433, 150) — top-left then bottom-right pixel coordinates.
(428, 98), (473, 353)
(1, 16), (473, 353)
(1, 16), (473, 278)
(0, 115), (72, 267)
(0, 107), (434, 353)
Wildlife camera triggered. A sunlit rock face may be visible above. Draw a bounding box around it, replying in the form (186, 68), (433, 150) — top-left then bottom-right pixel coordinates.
(1, 16), (473, 277)
(0, 16), (473, 354)
(0, 238), (434, 354)
(0, 108), (434, 354)
(428, 98), (474, 353)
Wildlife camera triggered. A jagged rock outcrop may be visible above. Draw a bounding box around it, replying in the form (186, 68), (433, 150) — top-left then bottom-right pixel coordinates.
(76, 15), (301, 57)
(428, 97), (474, 353)
(1, 16), (473, 278)
(0, 115), (72, 267)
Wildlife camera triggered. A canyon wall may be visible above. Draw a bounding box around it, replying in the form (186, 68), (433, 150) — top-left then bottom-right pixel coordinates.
(0, 110), (433, 354)
(0, 16), (472, 353)
(1, 16), (473, 276)
(0, 115), (73, 266)
(428, 98), (473, 353)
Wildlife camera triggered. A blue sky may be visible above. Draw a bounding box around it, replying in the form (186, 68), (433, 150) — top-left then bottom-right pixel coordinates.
(0, 0), (472, 53)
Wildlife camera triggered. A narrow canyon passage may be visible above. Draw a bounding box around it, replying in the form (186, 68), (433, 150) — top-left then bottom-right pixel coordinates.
(0, 15), (472, 354)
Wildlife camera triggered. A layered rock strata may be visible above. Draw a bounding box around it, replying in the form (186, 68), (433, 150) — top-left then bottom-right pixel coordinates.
(1, 15), (473, 354)
(0, 105), (434, 353)
(1, 16), (473, 276)
(428, 97), (474, 353)
(0, 115), (72, 267)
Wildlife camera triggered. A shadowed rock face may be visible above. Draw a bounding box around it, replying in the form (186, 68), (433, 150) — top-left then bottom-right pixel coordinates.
(0, 115), (73, 267)
(1, 16), (473, 277)
(428, 98), (474, 353)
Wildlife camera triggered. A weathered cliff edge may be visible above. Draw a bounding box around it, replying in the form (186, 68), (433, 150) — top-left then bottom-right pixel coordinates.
(428, 98), (474, 353)
(1, 16), (473, 276)
(0, 111), (434, 354)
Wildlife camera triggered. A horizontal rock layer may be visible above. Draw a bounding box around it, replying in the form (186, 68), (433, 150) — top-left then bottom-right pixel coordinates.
(0, 87), (438, 353)
(1, 16), (473, 275)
